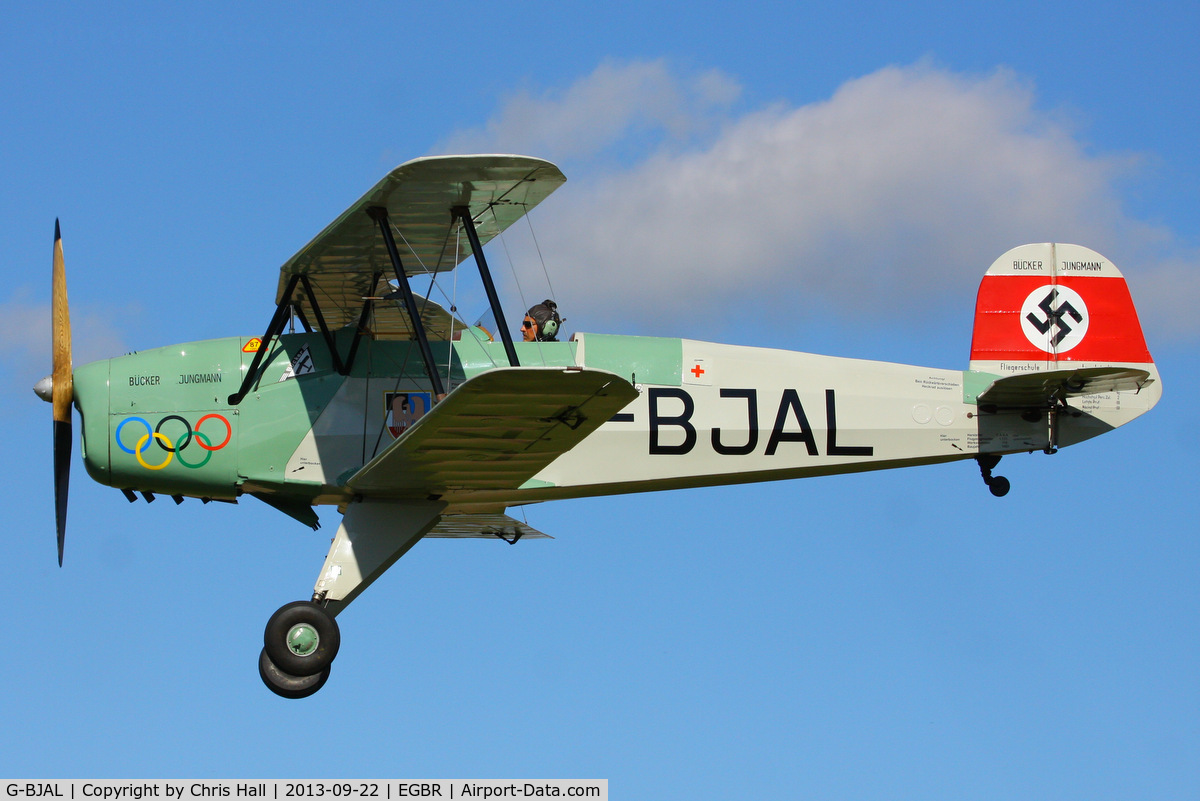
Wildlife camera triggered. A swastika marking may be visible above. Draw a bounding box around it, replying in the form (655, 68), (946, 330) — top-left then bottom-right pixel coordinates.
(1020, 285), (1089, 353)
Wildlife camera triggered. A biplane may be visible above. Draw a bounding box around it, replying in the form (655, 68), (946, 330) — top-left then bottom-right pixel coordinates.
(37, 155), (1161, 697)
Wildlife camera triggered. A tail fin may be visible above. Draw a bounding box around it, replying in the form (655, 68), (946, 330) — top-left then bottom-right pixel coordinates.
(968, 244), (1160, 448)
(969, 243), (1153, 374)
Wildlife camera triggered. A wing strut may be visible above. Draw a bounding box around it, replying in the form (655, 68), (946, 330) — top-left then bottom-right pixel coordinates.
(454, 206), (519, 368)
(298, 273), (347, 375)
(342, 271), (381, 376)
(367, 206), (446, 397)
(228, 273), (301, 405)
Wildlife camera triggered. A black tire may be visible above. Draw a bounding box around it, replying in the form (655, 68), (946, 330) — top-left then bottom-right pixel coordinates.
(259, 648), (330, 699)
(989, 476), (1011, 497)
(264, 601), (340, 677)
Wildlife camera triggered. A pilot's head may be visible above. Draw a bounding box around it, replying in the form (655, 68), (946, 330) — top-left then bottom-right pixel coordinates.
(521, 299), (562, 342)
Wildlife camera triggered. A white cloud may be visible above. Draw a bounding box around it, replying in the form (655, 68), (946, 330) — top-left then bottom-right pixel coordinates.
(443, 60), (1198, 343)
(434, 58), (741, 162)
(1124, 249), (1200, 342)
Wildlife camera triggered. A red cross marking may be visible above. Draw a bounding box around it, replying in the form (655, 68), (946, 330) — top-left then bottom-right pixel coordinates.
(690, 364), (705, 378)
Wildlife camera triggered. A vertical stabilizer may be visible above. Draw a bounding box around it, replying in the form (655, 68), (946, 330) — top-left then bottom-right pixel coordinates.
(969, 243), (1153, 375)
(968, 243), (1160, 449)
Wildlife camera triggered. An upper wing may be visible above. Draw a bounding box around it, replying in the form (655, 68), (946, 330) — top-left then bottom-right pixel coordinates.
(976, 366), (1152, 409)
(278, 155), (565, 338)
(346, 367), (638, 498)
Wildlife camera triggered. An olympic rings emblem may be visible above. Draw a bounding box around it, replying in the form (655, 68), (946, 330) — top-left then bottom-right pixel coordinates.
(115, 414), (232, 470)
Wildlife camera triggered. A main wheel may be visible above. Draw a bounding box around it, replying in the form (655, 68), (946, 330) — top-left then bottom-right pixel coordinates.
(988, 476), (1011, 497)
(264, 601), (340, 677)
(259, 648), (330, 699)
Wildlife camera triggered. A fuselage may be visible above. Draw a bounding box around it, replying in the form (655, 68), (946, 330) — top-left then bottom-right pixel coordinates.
(71, 326), (1160, 514)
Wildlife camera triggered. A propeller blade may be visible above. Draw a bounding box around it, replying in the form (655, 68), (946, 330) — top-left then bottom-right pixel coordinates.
(52, 220), (72, 566)
(54, 420), (70, 566)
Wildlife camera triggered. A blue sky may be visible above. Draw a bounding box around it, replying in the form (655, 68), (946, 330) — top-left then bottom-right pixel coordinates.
(2, 2), (1198, 797)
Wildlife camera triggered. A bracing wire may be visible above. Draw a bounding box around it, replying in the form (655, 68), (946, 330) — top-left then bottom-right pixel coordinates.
(393, 218), (498, 368)
(491, 205), (550, 365)
(366, 221), (442, 460)
(523, 204), (558, 304)
(492, 207), (531, 324)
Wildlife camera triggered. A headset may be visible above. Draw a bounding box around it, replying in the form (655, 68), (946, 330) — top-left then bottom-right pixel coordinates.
(532, 299), (562, 341)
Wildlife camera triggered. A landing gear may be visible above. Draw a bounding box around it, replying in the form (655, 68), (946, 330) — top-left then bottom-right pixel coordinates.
(977, 454), (1010, 497)
(259, 648), (331, 699)
(259, 600), (340, 699)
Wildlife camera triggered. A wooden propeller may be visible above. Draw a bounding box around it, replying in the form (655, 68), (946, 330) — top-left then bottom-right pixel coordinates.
(51, 220), (72, 566)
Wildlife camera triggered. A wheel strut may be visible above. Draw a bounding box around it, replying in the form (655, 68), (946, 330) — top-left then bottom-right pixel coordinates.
(977, 454), (1010, 497)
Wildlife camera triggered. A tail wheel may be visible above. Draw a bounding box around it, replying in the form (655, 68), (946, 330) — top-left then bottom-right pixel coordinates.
(977, 455), (1010, 498)
(258, 648), (330, 699)
(264, 601), (340, 677)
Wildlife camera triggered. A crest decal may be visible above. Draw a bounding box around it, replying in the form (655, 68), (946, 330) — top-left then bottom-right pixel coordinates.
(386, 391), (432, 438)
(278, 344), (315, 381)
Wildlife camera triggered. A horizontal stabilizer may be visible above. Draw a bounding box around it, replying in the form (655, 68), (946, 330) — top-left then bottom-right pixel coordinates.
(976, 367), (1152, 409)
(424, 513), (550, 541)
(346, 366), (638, 498)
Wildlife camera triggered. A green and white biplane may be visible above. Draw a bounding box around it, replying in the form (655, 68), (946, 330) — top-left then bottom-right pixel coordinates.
(38, 155), (1161, 698)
